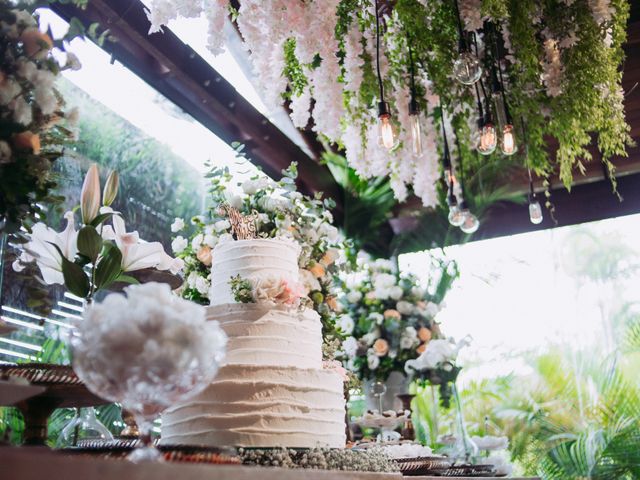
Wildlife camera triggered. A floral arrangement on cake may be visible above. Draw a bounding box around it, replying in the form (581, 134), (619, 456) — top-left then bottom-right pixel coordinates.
(0, 4), (83, 234)
(405, 336), (471, 408)
(12, 164), (183, 303)
(171, 157), (344, 336)
(229, 274), (306, 308)
(337, 254), (458, 382)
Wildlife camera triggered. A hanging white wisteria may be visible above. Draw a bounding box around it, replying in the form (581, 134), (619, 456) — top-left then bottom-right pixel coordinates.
(146, 0), (632, 207)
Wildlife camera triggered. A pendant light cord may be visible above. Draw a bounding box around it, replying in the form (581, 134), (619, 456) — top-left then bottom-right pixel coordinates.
(453, 0), (466, 51)
(375, 0), (384, 102)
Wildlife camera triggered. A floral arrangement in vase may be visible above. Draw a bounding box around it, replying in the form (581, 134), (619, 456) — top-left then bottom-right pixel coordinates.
(171, 155), (344, 337)
(337, 254), (458, 383)
(405, 336), (471, 408)
(13, 164), (183, 303)
(0, 4), (83, 234)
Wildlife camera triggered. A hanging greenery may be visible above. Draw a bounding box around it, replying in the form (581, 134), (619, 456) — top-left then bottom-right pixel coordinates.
(147, 0), (633, 211)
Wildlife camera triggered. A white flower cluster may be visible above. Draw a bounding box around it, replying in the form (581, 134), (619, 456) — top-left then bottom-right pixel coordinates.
(73, 283), (227, 405)
(404, 337), (470, 374)
(588, 0), (614, 26)
(458, 0), (484, 32)
(381, 443), (434, 459)
(145, 1), (440, 208)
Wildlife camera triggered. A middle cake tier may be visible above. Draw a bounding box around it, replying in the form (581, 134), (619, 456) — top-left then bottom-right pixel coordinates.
(209, 303), (323, 369)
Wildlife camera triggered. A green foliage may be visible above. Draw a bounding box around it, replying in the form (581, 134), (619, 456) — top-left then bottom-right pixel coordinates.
(283, 38), (308, 99)
(230, 275), (253, 303)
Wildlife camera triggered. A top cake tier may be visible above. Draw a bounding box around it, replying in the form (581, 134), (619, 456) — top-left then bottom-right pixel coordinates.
(209, 238), (301, 306)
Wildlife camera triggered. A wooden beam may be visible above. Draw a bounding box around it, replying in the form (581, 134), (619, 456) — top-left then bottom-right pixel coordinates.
(50, 0), (344, 219)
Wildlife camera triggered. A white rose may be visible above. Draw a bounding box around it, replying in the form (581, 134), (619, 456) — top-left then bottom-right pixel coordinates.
(241, 177), (272, 194)
(204, 225), (215, 236)
(214, 219), (231, 232)
(0, 79), (21, 106)
(396, 301), (414, 315)
(257, 213), (270, 225)
(362, 330), (379, 346)
(373, 273), (396, 288)
(191, 233), (204, 250)
(425, 302), (441, 318)
(186, 272), (200, 288)
(389, 286), (404, 300)
(369, 312), (384, 325)
(400, 327), (419, 350)
(195, 276), (210, 296)
(367, 351), (380, 370)
(320, 223), (339, 242)
(346, 290), (363, 303)
(299, 269), (321, 293)
(374, 287), (390, 300)
(13, 97), (32, 125)
(337, 315), (354, 335)
(171, 236), (188, 254)
(342, 336), (358, 357)
(411, 286), (426, 298)
(224, 191), (244, 209)
(203, 234), (217, 247)
(373, 258), (394, 271)
(170, 218), (185, 233)
(218, 233), (233, 244)
(17, 59), (38, 82)
(35, 87), (57, 115)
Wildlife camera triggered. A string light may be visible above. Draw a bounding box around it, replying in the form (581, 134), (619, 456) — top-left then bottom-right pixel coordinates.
(452, 0), (482, 85)
(374, 0), (396, 150)
(490, 22), (518, 156)
(407, 42), (423, 156)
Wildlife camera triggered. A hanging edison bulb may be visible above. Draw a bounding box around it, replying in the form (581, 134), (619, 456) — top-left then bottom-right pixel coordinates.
(460, 211), (480, 234)
(453, 51), (482, 85)
(408, 98), (423, 156)
(377, 101), (396, 150)
(447, 193), (465, 227)
(529, 198), (543, 224)
(501, 124), (518, 156)
(477, 123), (497, 155)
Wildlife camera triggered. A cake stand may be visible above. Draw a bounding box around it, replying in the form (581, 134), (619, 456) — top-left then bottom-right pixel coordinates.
(0, 364), (109, 446)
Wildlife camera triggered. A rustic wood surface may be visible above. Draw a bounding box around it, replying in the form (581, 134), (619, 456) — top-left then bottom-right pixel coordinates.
(0, 447), (540, 480)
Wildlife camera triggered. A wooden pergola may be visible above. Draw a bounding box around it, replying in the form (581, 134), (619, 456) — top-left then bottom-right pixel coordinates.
(52, 0), (640, 251)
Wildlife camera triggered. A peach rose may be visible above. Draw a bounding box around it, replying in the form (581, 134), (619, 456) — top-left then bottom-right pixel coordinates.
(373, 338), (389, 357)
(13, 131), (40, 154)
(418, 327), (432, 342)
(384, 309), (401, 320)
(196, 245), (213, 266)
(21, 28), (53, 59)
(309, 263), (326, 278)
(326, 295), (339, 311)
(416, 343), (427, 354)
(320, 249), (339, 266)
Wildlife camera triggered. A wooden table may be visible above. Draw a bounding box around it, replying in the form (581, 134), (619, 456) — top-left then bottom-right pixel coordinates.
(0, 447), (539, 480)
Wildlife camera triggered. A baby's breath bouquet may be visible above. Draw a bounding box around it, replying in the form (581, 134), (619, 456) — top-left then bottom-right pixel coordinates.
(337, 254), (458, 382)
(171, 158), (345, 338)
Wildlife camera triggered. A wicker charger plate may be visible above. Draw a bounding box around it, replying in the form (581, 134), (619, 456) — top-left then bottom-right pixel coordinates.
(0, 364), (80, 386)
(394, 456), (451, 476)
(438, 464), (498, 477)
(65, 440), (241, 465)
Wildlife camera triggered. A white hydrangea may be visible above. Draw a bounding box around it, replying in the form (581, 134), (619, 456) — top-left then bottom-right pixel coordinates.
(396, 301), (414, 315)
(191, 233), (204, 250)
(73, 283), (227, 405)
(388, 285), (404, 300)
(400, 326), (420, 350)
(367, 350), (380, 370)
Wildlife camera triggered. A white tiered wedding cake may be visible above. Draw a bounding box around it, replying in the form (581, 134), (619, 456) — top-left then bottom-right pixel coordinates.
(161, 238), (346, 448)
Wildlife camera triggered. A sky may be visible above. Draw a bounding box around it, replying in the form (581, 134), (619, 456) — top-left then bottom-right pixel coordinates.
(400, 213), (640, 383)
(39, 9), (264, 178)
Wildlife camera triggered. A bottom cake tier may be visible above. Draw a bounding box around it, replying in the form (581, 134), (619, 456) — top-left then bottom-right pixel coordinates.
(160, 365), (346, 448)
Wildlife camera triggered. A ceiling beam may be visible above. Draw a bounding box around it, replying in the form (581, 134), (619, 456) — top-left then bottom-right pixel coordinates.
(50, 0), (344, 218)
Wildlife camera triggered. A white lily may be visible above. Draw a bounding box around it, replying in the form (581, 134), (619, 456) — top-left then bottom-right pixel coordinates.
(101, 208), (182, 274)
(15, 211), (78, 285)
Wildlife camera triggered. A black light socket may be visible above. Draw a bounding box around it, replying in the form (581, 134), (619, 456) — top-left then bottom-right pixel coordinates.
(378, 101), (391, 118)
(408, 97), (420, 116)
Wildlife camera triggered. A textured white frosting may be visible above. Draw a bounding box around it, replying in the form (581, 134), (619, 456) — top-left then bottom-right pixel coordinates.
(162, 238), (345, 449)
(208, 303), (323, 370)
(209, 239), (301, 306)
(161, 365), (346, 448)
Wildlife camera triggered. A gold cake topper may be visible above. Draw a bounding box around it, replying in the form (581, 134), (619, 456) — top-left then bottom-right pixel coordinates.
(218, 203), (258, 240)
